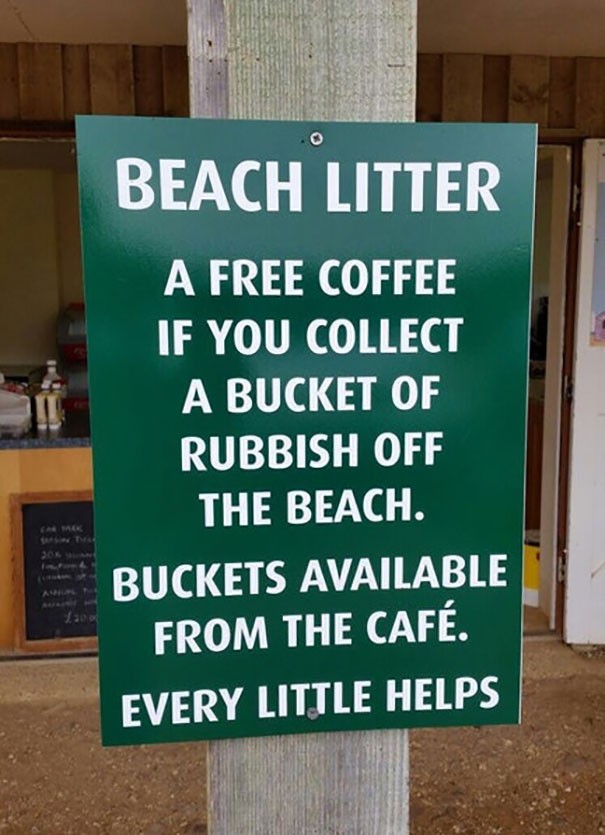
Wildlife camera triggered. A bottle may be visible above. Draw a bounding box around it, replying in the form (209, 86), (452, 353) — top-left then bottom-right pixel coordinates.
(46, 385), (61, 430)
(43, 360), (60, 386)
(51, 382), (64, 424)
(35, 382), (50, 429)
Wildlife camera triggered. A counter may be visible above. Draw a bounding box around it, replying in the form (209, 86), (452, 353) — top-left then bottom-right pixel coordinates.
(0, 412), (90, 450)
(0, 439), (93, 650)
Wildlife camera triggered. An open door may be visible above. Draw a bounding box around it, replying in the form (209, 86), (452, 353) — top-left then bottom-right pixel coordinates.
(537, 147), (571, 629)
(524, 146), (571, 632)
(565, 140), (605, 644)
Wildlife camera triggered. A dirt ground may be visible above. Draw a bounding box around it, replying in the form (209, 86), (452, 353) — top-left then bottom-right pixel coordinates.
(411, 639), (605, 834)
(1, 638), (605, 834)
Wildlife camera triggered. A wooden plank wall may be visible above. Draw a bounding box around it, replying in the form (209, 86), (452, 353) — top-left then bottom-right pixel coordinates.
(418, 54), (605, 135)
(2, 46), (604, 134)
(0, 43), (189, 122)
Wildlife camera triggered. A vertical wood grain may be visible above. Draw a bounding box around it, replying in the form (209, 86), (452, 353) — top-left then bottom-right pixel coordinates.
(188, 0), (414, 831)
(210, 732), (409, 834)
(0, 44), (20, 119)
(89, 45), (135, 115)
(416, 54), (443, 121)
(224, 1), (415, 121)
(4, 47), (604, 134)
(62, 45), (91, 119)
(162, 46), (189, 116)
(575, 58), (605, 135)
(442, 54), (483, 121)
(134, 46), (164, 116)
(482, 55), (509, 122)
(18, 43), (64, 120)
(508, 55), (550, 126)
(187, 0), (228, 117)
(548, 58), (576, 129)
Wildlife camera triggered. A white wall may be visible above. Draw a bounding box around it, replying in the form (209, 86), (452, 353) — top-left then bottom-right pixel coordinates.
(419, 0), (605, 57)
(54, 172), (84, 308)
(0, 168), (82, 367)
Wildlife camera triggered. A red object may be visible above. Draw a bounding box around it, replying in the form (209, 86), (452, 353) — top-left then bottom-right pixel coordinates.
(58, 303), (88, 363)
(61, 343), (88, 363)
(63, 396), (89, 412)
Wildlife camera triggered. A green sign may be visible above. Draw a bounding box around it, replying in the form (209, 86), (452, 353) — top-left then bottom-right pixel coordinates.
(77, 116), (536, 746)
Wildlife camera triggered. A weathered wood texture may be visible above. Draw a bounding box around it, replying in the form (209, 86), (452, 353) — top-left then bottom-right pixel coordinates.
(189, 0), (416, 121)
(208, 731), (410, 834)
(62, 45), (91, 120)
(0, 43), (189, 121)
(188, 0), (415, 833)
(89, 45), (135, 115)
(482, 56), (510, 122)
(162, 45), (189, 117)
(133, 46), (164, 116)
(187, 0), (228, 117)
(417, 54), (442, 122)
(417, 53), (605, 134)
(509, 55), (550, 125)
(18, 43), (64, 120)
(442, 54), (483, 121)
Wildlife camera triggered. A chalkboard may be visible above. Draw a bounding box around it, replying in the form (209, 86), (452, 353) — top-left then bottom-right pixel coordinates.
(11, 492), (97, 651)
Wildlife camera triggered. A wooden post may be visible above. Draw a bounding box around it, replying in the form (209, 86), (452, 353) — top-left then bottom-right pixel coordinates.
(187, 2), (416, 832)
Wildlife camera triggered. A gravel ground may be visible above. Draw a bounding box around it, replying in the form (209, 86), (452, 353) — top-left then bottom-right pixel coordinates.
(1, 639), (604, 834)
(411, 640), (605, 834)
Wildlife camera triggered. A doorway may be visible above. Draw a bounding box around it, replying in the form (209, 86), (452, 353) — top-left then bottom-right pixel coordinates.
(523, 145), (572, 634)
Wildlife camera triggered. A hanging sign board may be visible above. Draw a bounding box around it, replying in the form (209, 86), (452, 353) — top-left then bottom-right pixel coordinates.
(77, 117), (536, 746)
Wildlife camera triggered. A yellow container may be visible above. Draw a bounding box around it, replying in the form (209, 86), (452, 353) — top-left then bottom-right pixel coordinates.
(523, 541), (540, 607)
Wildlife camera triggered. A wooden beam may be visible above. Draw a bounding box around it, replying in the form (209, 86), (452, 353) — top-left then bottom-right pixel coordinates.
(539, 128), (582, 141)
(190, 1), (415, 122)
(188, 1), (414, 832)
(187, 0), (228, 117)
(209, 731), (409, 832)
